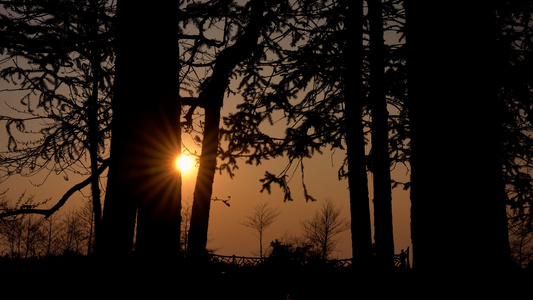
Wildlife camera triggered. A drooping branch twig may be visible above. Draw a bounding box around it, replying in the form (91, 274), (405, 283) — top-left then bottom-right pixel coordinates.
(181, 96), (201, 127)
(0, 159), (109, 219)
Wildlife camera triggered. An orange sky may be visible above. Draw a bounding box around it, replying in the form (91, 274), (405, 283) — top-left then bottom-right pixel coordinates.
(180, 102), (412, 258)
(0, 1), (411, 260)
(208, 155), (412, 259)
(0, 85), (411, 261)
(0, 118), (411, 260)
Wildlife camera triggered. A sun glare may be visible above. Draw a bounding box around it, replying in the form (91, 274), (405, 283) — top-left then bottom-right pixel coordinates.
(176, 155), (195, 174)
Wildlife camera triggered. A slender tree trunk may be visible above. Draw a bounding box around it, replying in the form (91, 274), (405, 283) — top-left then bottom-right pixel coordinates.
(368, 0), (395, 270)
(323, 226), (329, 260)
(87, 107), (101, 253)
(187, 0), (266, 261)
(342, 0), (374, 269)
(259, 230), (263, 259)
(187, 103), (220, 260)
(406, 1), (510, 272)
(87, 204), (94, 255)
(87, 2), (102, 253)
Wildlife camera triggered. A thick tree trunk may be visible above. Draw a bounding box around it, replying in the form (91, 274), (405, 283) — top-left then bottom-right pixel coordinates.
(101, 0), (139, 257)
(368, 0), (395, 270)
(130, 1), (182, 258)
(406, 1), (510, 272)
(102, 0), (182, 258)
(343, 0), (374, 269)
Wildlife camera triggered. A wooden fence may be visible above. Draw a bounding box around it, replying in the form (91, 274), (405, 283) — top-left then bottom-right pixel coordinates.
(209, 247), (410, 269)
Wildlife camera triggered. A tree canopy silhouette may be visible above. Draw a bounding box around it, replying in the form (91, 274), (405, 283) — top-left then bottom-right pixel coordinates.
(1, 0), (533, 275)
(0, 0), (114, 250)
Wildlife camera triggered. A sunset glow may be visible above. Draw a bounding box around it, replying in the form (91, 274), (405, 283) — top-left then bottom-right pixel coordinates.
(175, 155), (195, 174)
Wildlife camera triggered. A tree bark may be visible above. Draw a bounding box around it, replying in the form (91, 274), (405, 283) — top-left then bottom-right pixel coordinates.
(368, 0), (395, 270)
(406, 1), (510, 272)
(342, 0), (374, 269)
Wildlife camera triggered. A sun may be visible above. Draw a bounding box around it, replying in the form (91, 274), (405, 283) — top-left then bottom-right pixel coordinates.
(175, 155), (195, 174)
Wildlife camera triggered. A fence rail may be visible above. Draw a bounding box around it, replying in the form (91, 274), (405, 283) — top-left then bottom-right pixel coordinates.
(209, 247), (410, 269)
(210, 254), (263, 267)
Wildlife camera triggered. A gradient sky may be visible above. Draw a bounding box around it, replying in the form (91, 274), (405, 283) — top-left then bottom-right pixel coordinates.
(0, 95), (412, 259)
(0, 3), (410, 259)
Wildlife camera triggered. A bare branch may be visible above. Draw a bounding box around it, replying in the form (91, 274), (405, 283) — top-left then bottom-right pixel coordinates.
(0, 159), (109, 220)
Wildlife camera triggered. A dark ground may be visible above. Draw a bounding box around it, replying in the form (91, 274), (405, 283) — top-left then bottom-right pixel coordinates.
(0, 256), (531, 299)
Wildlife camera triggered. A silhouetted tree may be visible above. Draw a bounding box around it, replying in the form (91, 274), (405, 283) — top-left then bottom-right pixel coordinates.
(341, 0), (374, 269)
(497, 1), (533, 249)
(268, 238), (316, 265)
(368, 0), (395, 270)
(220, 0), (408, 269)
(61, 209), (88, 255)
(0, 0), (114, 250)
(300, 199), (349, 260)
(186, 0), (268, 261)
(242, 201), (281, 259)
(406, 1), (510, 271)
(102, 0), (182, 257)
(0, 193), (94, 258)
(43, 214), (63, 256)
(219, 0), (372, 267)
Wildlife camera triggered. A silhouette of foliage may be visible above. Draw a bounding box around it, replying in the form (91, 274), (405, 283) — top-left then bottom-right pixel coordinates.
(498, 1), (533, 234)
(220, 0), (408, 201)
(0, 0), (114, 178)
(1, 0), (533, 276)
(186, 0), (276, 260)
(268, 238), (318, 266)
(0, 0), (114, 248)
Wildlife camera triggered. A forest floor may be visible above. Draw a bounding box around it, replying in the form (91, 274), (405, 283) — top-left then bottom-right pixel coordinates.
(0, 256), (531, 299)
